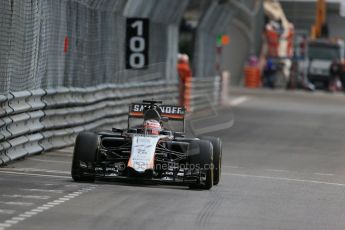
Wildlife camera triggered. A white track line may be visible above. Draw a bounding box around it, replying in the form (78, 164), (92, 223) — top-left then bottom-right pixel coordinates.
(0, 186), (96, 230)
(0, 201), (33, 207)
(1, 168), (69, 175)
(4, 221), (17, 225)
(45, 153), (72, 157)
(2, 195), (50, 200)
(222, 165), (241, 169)
(314, 173), (334, 176)
(0, 170), (70, 179)
(11, 217), (24, 221)
(229, 96), (248, 106)
(27, 158), (70, 164)
(265, 169), (289, 173)
(0, 210), (15, 215)
(223, 172), (345, 187)
(56, 149), (73, 153)
(23, 189), (63, 194)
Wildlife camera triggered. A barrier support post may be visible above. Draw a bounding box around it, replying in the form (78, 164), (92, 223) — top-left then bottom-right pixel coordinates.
(221, 71), (230, 106)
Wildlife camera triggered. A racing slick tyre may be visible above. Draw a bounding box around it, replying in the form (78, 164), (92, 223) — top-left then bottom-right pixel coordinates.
(188, 140), (213, 190)
(71, 132), (98, 182)
(200, 136), (222, 185)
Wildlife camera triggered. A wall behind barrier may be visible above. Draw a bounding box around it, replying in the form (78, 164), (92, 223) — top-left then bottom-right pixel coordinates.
(193, 1), (234, 79)
(192, 0), (264, 85)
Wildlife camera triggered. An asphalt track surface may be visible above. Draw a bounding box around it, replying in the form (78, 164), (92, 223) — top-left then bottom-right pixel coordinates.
(1, 88), (345, 230)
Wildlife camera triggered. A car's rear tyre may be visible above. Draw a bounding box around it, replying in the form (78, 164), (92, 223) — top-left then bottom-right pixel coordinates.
(200, 136), (222, 185)
(71, 132), (98, 182)
(188, 140), (213, 190)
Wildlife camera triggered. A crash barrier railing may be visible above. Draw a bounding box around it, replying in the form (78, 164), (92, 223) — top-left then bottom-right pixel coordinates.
(40, 82), (179, 153)
(0, 90), (46, 165)
(190, 76), (221, 112)
(0, 78), (223, 165)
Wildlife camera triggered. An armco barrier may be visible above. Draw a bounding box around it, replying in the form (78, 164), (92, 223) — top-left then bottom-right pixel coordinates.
(0, 89), (47, 164)
(39, 81), (179, 152)
(0, 79), (222, 165)
(190, 77), (221, 112)
(0, 95), (8, 165)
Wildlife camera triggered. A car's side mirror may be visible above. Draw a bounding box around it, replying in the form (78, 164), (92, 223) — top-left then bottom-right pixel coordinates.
(161, 117), (169, 122)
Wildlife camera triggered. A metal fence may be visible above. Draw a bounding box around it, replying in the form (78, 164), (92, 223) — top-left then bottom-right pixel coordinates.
(0, 0), (262, 90)
(0, 0), (188, 94)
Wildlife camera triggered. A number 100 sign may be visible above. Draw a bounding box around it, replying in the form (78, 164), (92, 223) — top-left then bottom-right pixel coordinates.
(126, 18), (149, 69)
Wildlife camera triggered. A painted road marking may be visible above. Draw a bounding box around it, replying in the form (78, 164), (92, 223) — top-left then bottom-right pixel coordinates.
(223, 166), (336, 178)
(31, 209), (44, 213)
(57, 147), (74, 152)
(230, 96), (248, 106)
(0, 210), (15, 215)
(64, 184), (79, 187)
(4, 221), (17, 225)
(314, 173), (334, 176)
(222, 165), (241, 169)
(0, 201), (33, 207)
(27, 158), (70, 164)
(11, 217), (24, 221)
(0, 170), (70, 179)
(23, 189), (63, 194)
(45, 153), (72, 157)
(223, 173), (345, 187)
(18, 214), (32, 218)
(265, 169), (289, 172)
(48, 201), (63, 205)
(64, 194), (77, 199)
(24, 211), (37, 216)
(2, 195), (50, 200)
(36, 206), (50, 211)
(55, 149), (73, 153)
(0, 186), (96, 229)
(2, 168), (70, 175)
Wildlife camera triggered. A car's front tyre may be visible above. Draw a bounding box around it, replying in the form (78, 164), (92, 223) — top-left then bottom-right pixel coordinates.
(71, 132), (98, 182)
(199, 136), (222, 185)
(188, 140), (213, 190)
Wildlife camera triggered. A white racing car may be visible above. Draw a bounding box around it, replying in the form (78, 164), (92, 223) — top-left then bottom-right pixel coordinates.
(71, 100), (222, 190)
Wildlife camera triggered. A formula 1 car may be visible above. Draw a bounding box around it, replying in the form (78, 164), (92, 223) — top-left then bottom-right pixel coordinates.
(71, 100), (222, 189)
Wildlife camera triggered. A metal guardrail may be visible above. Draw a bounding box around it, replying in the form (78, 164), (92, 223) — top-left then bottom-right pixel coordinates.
(40, 82), (179, 152)
(0, 78), (222, 165)
(190, 76), (221, 112)
(0, 90), (46, 164)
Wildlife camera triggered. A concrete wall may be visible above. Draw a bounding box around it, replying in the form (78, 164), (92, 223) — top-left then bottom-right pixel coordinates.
(221, 22), (251, 85)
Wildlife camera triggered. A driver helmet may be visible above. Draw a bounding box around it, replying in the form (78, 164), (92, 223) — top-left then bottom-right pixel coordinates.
(143, 119), (162, 135)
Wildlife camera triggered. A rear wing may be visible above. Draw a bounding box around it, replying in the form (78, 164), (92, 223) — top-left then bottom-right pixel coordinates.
(129, 103), (186, 120)
(128, 103), (186, 132)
